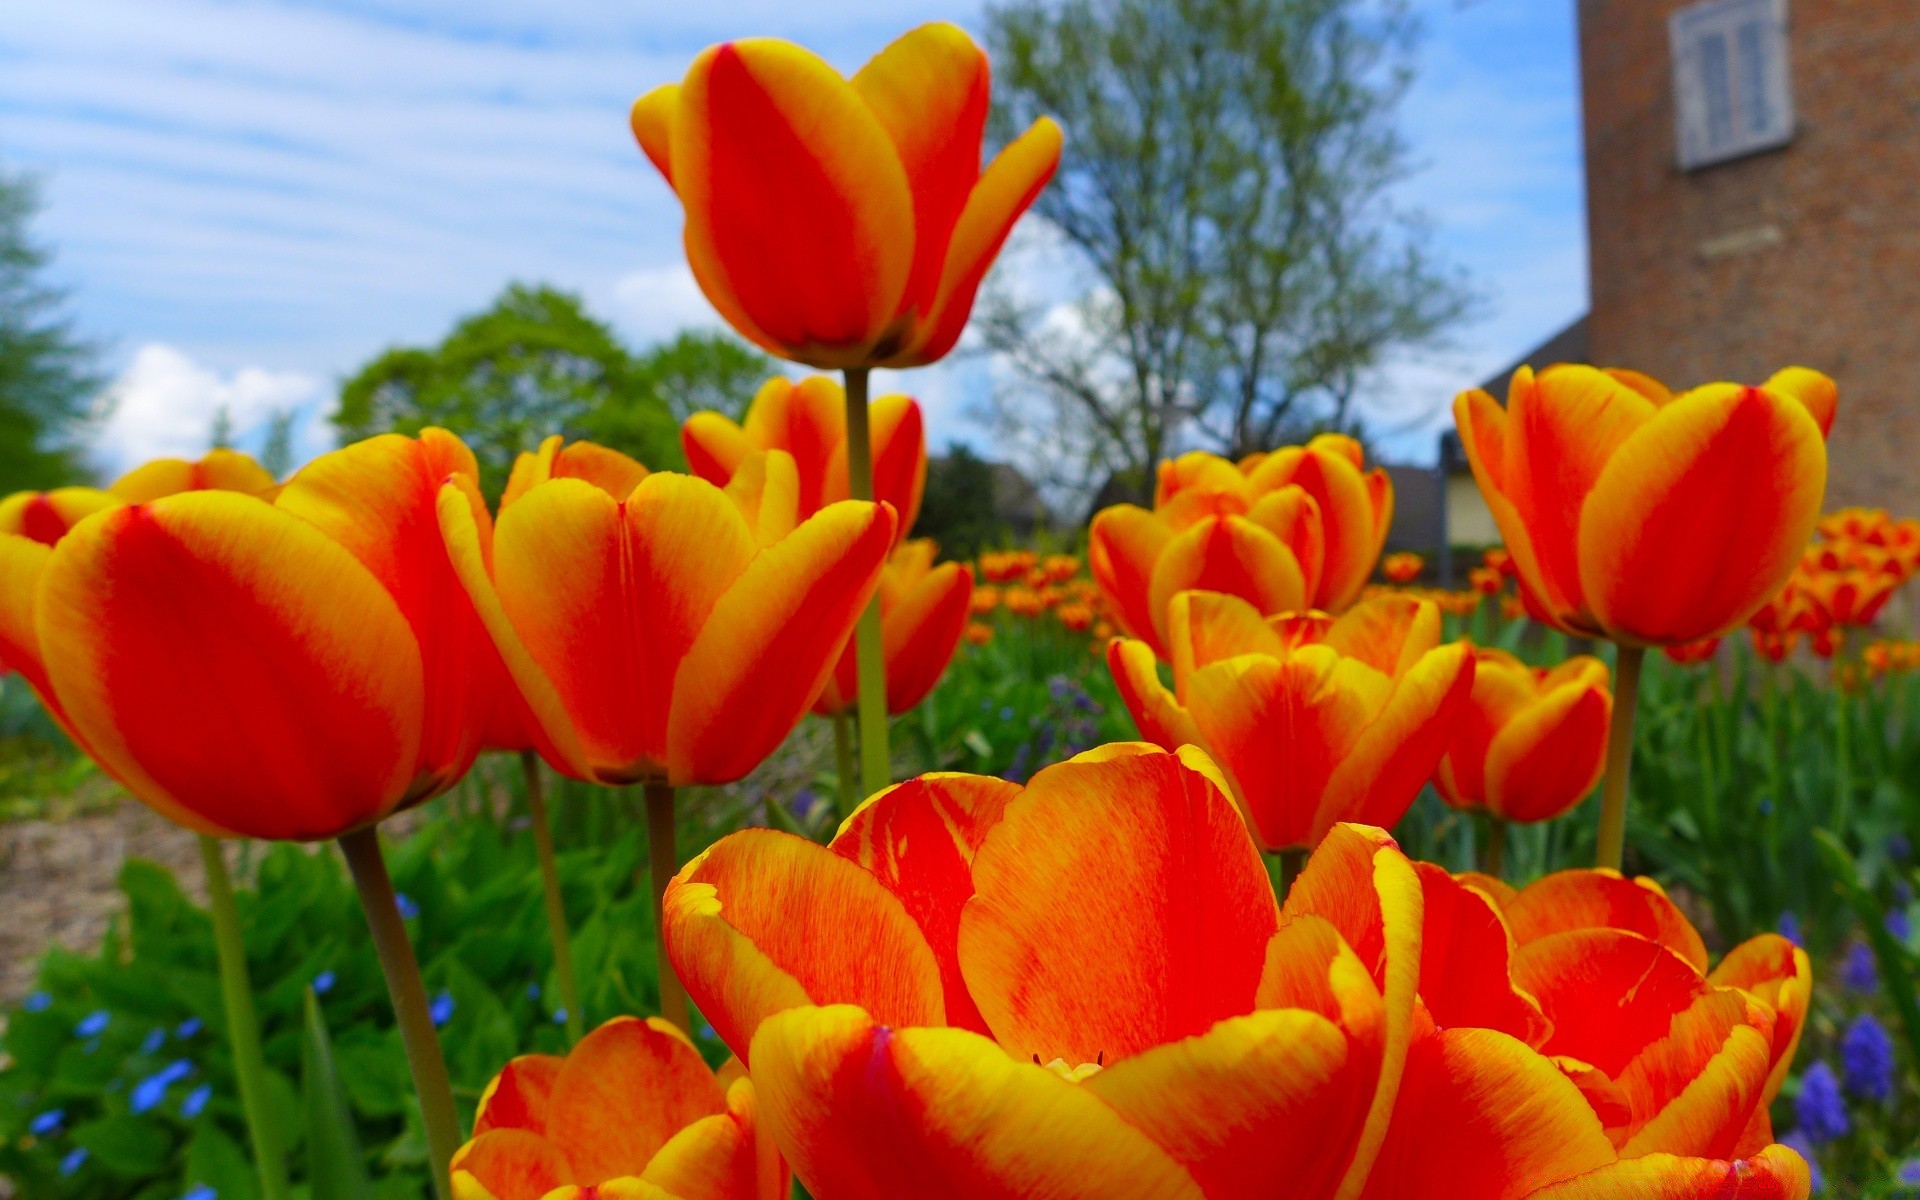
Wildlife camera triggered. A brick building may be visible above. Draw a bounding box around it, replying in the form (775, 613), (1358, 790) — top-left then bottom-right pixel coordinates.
(1578, 0), (1920, 512)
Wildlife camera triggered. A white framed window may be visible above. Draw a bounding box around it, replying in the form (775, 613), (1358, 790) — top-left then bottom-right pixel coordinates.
(1669, 0), (1794, 170)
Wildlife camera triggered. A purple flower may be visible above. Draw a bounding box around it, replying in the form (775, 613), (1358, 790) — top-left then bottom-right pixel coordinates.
(1841, 1014), (1895, 1101)
(22, 992), (51, 1012)
(395, 893), (421, 921)
(1795, 1061), (1850, 1143)
(29, 1109), (64, 1137)
(1841, 941), (1878, 995)
(1897, 1158), (1920, 1185)
(1778, 911), (1802, 947)
(1889, 907), (1913, 943)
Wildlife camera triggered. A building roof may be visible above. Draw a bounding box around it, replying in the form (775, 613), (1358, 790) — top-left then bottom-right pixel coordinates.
(1477, 313), (1591, 398)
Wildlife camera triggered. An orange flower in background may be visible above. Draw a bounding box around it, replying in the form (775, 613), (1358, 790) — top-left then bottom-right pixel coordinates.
(963, 621), (992, 646)
(109, 447), (278, 502)
(1819, 506), (1888, 545)
(1109, 591), (1475, 851)
(1468, 566), (1504, 596)
(1041, 553), (1081, 583)
(452, 1017), (786, 1200)
(1453, 365), (1831, 645)
(969, 585), (1001, 614)
(439, 446), (896, 786)
(1661, 637), (1720, 666)
(1434, 649), (1610, 825)
(1382, 551), (1424, 584)
(1483, 546), (1516, 577)
(682, 376), (925, 538)
(1003, 585), (1044, 617)
(0, 487), (118, 547)
(631, 23), (1062, 369)
(814, 539), (972, 716)
(1056, 601), (1095, 633)
(978, 549), (1036, 582)
(1800, 564), (1899, 629)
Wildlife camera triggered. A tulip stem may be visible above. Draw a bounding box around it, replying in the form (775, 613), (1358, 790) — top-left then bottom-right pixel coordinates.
(1595, 643), (1645, 872)
(1266, 848), (1308, 901)
(199, 835), (290, 1200)
(338, 827), (460, 1200)
(645, 782), (692, 1034)
(831, 707), (860, 822)
(843, 366), (892, 795)
(1483, 817), (1508, 879)
(523, 751), (582, 1044)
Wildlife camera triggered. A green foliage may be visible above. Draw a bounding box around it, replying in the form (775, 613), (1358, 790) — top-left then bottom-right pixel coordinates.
(633, 329), (773, 425)
(915, 445), (1013, 561)
(331, 284), (683, 498)
(0, 168), (102, 491)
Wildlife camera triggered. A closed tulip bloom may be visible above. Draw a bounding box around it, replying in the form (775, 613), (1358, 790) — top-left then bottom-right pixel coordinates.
(632, 23), (1062, 369)
(502, 435), (652, 510)
(1109, 591), (1475, 851)
(451, 1017), (786, 1200)
(1453, 365), (1831, 646)
(109, 447), (278, 502)
(1434, 650), (1610, 825)
(813, 539), (972, 717)
(1381, 552), (1423, 584)
(0, 487), (119, 547)
(682, 376), (925, 538)
(1, 489), (118, 690)
(439, 447), (896, 786)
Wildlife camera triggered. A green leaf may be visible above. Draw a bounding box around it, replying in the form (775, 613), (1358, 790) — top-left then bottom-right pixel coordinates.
(72, 1114), (174, 1176)
(1815, 830), (1920, 1071)
(303, 989), (372, 1200)
(184, 1122), (260, 1200)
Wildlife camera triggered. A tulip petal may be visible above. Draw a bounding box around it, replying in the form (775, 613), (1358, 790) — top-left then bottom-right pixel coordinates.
(899, 116), (1063, 366)
(666, 829), (945, 1063)
(675, 40), (914, 363)
(742, 377), (845, 515)
(1148, 516), (1307, 651)
(1108, 637), (1204, 750)
(680, 412), (754, 491)
(1483, 676), (1610, 823)
(1523, 1145), (1811, 1200)
(1412, 863), (1549, 1046)
(1707, 935), (1809, 1106)
(867, 392), (927, 534)
(880, 560), (971, 713)
(1166, 590), (1286, 701)
(544, 1017), (727, 1184)
(668, 499), (894, 784)
(1089, 505), (1174, 652)
(109, 449), (277, 503)
(958, 749), (1277, 1066)
(1501, 871), (1710, 973)
(1247, 444), (1376, 611)
(451, 1130), (574, 1200)
(1578, 385), (1826, 644)
(0, 534), (57, 708)
(1315, 642), (1474, 840)
(1, 487), (119, 545)
(1453, 387), (1579, 632)
(631, 84), (678, 182)
(1322, 594), (1441, 677)
(749, 1005), (1204, 1200)
(1616, 992), (1772, 1159)
(829, 773), (1023, 1034)
(1513, 930), (1711, 1078)
(1246, 485), (1326, 605)
(641, 1077), (783, 1200)
(722, 449), (801, 547)
(1763, 366), (1836, 439)
(475, 1054), (564, 1136)
(37, 495), (423, 840)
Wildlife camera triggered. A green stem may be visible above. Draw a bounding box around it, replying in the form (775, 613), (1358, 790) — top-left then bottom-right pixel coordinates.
(199, 836), (289, 1200)
(523, 751), (582, 1044)
(1835, 650), (1854, 839)
(338, 828), (460, 1200)
(1483, 817), (1508, 880)
(1595, 643), (1646, 872)
(843, 366), (892, 795)
(645, 782), (691, 1033)
(1266, 848), (1308, 902)
(831, 707), (860, 822)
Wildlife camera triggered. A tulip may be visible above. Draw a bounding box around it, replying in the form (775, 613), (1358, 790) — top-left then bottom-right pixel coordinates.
(1381, 552), (1423, 584)
(0, 487), (118, 549)
(502, 434), (651, 510)
(452, 1017), (787, 1200)
(1660, 637), (1721, 666)
(109, 447), (278, 502)
(1434, 650), (1610, 872)
(1109, 590), (1474, 852)
(440, 447), (895, 1033)
(979, 549), (1037, 583)
(683, 376), (925, 539)
(631, 23), (1060, 371)
(1454, 364), (1832, 870)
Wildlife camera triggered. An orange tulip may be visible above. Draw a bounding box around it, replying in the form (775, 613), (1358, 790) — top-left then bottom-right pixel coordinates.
(1468, 566), (1505, 596)
(1660, 637), (1721, 666)
(631, 23), (1062, 369)
(979, 549), (1037, 583)
(813, 539), (972, 716)
(0, 487), (118, 548)
(1381, 552), (1423, 584)
(1453, 365), (1831, 645)
(1042, 553), (1082, 583)
(1434, 649), (1610, 825)
(451, 1017), (786, 1200)
(109, 447), (278, 502)
(439, 445), (896, 786)
(963, 621), (993, 647)
(502, 435), (652, 510)
(969, 585), (1001, 615)
(682, 376), (924, 539)
(1108, 591), (1475, 851)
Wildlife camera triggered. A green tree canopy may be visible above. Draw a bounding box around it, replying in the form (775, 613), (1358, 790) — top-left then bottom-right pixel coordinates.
(333, 284), (685, 497)
(0, 169), (102, 490)
(634, 330), (773, 425)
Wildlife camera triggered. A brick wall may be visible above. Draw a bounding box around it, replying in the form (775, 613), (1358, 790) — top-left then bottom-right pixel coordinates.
(1579, 0), (1920, 512)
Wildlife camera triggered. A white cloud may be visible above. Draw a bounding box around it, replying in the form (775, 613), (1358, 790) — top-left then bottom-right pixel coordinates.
(605, 263), (724, 347)
(94, 343), (331, 476)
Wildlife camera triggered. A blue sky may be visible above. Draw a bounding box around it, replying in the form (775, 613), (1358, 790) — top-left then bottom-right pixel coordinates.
(0, 0), (1586, 475)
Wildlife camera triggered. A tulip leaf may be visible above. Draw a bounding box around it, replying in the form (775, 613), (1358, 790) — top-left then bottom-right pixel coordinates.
(303, 988), (372, 1200)
(764, 795), (817, 842)
(1814, 830), (1920, 1072)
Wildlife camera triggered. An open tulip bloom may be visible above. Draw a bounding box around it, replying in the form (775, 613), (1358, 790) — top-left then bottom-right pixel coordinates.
(1109, 590), (1475, 853)
(1454, 363), (1834, 871)
(656, 744), (1812, 1198)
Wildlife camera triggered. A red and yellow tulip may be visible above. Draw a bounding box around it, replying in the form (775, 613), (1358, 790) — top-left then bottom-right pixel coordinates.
(1109, 591), (1475, 851)
(1381, 552), (1423, 584)
(1434, 649), (1610, 825)
(813, 539), (972, 716)
(682, 375), (925, 539)
(0, 487), (119, 548)
(1452, 365), (1831, 646)
(438, 441), (896, 786)
(451, 1017), (786, 1200)
(109, 447), (279, 503)
(631, 23), (1062, 369)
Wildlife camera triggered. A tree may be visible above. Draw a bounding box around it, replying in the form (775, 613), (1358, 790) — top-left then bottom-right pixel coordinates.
(259, 408), (296, 479)
(0, 168), (102, 490)
(916, 443), (1011, 561)
(980, 0), (1471, 503)
(333, 284), (680, 498)
(634, 330), (773, 424)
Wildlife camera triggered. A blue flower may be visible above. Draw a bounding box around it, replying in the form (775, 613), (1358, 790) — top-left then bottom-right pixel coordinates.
(1795, 1061), (1850, 1143)
(182, 1186), (218, 1200)
(1048, 676), (1073, 701)
(141, 1027), (167, 1055)
(526, 982), (542, 1001)
(22, 991), (52, 1012)
(312, 970), (337, 995)
(1777, 911), (1802, 946)
(1779, 1129), (1822, 1193)
(1889, 908), (1913, 943)
(29, 1109), (64, 1137)
(1841, 1014), (1895, 1101)
(998, 706), (1014, 722)
(552, 1008), (568, 1025)
(395, 893), (421, 920)
(180, 1083), (212, 1119)
(789, 789), (817, 818)
(429, 991), (455, 1027)
(1841, 942), (1879, 995)
(176, 1017), (203, 1039)
(59, 1147), (88, 1176)
(1890, 833), (1913, 862)
(1897, 1157), (1920, 1186)
(74, 1010), (110, 1038)
(130, 1059), (195, 1114)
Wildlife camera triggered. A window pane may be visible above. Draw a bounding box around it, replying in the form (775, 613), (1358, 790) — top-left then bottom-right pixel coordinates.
(1736, 19), (1772, 135)
(1700, 31), (1734, 149)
